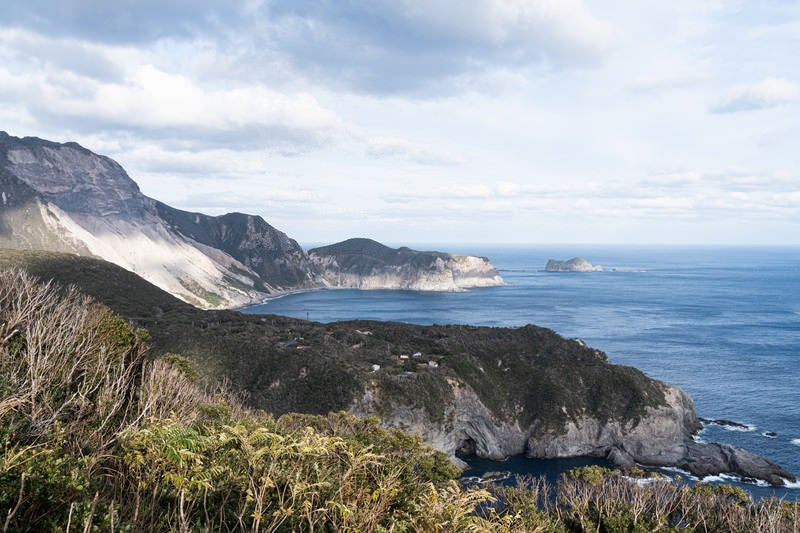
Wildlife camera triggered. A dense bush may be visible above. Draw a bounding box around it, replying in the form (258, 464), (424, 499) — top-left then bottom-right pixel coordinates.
(1, 268), (798, 532)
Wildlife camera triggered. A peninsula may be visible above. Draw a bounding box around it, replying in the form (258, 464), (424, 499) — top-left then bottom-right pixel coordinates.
(309, 238), (504, 291)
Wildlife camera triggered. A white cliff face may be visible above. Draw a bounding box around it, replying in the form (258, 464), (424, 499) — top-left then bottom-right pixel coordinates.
(39, 202), (267, 308)
(350, 374), (794, 485)
(1, 134), (505, 307)
(350, 381), (524, 466)
(310, 244), (505, 292)
(525, 385), (699, 464)
(449, 254), (507, 289)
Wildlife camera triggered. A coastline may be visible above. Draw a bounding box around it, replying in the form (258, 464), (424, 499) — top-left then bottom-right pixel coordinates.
(243, 245), (800, 500)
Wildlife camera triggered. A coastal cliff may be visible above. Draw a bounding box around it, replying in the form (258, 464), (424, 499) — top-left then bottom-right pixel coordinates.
(351, 372), (794, 486)
(0, 132), (501, 307)
(309, 238), (505, 291)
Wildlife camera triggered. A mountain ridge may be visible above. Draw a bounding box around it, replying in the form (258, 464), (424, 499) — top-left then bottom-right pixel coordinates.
(0, 132), (501, 308)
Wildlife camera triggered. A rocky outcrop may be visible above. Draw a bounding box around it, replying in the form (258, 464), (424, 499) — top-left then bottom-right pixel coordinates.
(350, 367), (796, 487)
(309, 238), (505, 291)
(545, 257), (603, 272)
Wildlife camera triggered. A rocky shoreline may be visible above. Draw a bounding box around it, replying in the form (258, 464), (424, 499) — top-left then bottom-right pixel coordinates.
(353, 378), (796, 487)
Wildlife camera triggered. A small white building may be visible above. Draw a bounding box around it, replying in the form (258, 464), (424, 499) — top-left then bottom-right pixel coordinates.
(428, 360), (439, 368)
(371, 364), (381, 372)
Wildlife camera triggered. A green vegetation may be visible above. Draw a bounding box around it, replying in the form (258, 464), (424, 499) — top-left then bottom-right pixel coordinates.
(1, 264), (798, 531)
(0, 250), (668, 432)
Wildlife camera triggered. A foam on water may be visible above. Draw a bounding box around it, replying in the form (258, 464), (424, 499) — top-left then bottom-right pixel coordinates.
(720, 424), (756, 432)
(623, 476), (673, 486)
(699, 473), (770, 488)
(792, 439), (800, 447)
(462, 471), (512, 485)
(654, 466), (699, 481)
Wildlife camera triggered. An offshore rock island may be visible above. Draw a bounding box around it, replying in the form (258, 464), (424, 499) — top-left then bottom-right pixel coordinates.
(545, 257), (603, 272)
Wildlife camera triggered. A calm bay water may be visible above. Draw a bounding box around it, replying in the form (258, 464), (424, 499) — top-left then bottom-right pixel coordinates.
(244, 245), (800, 500)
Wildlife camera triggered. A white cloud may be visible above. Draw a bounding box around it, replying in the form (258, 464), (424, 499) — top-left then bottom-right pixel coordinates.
(2, 2), (800, 244)
(363, 136), (463, 166)
(257, 0), (615, 94)
(713, 77), (800, 113)
(68, 65), (345, 143)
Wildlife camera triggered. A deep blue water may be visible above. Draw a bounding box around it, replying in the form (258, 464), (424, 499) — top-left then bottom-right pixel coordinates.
(244, 245), (800, 500)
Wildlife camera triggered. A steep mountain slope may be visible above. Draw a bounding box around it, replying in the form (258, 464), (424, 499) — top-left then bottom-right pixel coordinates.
(1, 248), (793, 486)
(1, 132), (504, 308)
(154, 202), (315, 289)
(309, 238), (505, 290)
(0, 131), (317, 308)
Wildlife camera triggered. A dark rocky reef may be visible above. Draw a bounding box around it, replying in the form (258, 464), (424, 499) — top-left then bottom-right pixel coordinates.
(698, 417), (752, 430)
(679, 442), (794, 487)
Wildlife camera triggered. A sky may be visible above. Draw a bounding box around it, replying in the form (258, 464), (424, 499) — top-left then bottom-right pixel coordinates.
(1, 1), (799, 246)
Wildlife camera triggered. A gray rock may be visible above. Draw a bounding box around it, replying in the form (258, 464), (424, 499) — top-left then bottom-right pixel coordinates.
(680, 442), (796, 486)
(545, 257), (603, 272)
(352, 376), (796, 487)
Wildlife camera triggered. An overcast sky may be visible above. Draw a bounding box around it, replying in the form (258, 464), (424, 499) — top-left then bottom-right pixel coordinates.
(1, 1), (799, 245)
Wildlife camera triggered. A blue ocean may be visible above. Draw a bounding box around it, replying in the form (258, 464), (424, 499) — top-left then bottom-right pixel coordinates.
(244, 245), (800, 501)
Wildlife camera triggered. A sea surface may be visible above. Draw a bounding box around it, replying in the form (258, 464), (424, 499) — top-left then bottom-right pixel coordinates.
(244, 245), (800, 501)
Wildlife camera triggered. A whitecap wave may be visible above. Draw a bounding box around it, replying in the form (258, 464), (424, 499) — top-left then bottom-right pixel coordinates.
(699, 473), (769, 487)
(699, 473), (739, 484)
(692, 428), (708, 444)
(464, 471), (512, 485)
(656, 466), (699, 481)
(718, 424), (756, 432)
(791, 438), (800, 447)
(624, 476), (673, 486)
